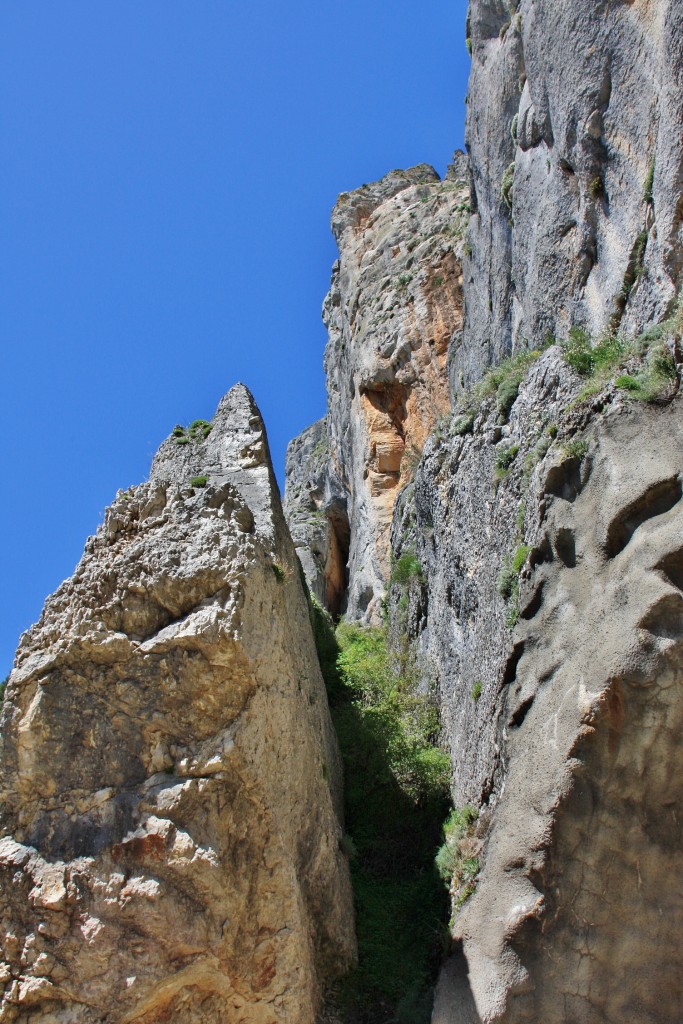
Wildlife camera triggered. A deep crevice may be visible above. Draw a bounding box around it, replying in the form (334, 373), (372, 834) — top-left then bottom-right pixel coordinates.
(509, 694), (535, 729)
(502, 641), (526, 689)
(639, 593), (683, 641)
(605, 477), (682, 558)
(656, 549), (683, 592)
(554, 527), (576, 568)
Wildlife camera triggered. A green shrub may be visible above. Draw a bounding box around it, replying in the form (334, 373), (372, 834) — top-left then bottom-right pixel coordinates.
(190, 475), (208, 488)
(497, 544), (531, 626)
(495, 444), (519, 471)
(561, 327), (625, 377)
(460, 347), (544, 425)
(497, 563), (517, 602)
(272, 563), (286, 583)
(505, 603), (520, 629)
(650, 344), (677, 380)
(631, 229), (648, 281)
(561, 439), (588, 460)
(588, 175), (603, 198)
(0, 676), (7, 702)
(615, 374), (641, 392)
(435, 806), (479, 909)
(496, 376), (521, 421)
(611, 347), (677, 401)
(392, 551), (423, 587)
(472, 681), (482, 702)
(643, 158), (655, 205)
(173, 418), (213, 444)
(501, 162), (515, 210)
(511, 544), (531, 574)
(452, 412), (474, 436)
(313, 621), (451, 1021)
(516, 499), (527, 535)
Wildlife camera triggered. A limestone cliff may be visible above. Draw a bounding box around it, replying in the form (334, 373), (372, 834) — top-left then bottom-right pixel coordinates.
(284, 159), (469, 622)
(398, 347), (683, 1023)
(284, 2), (683, 1021)
(0, 385), (355, 1023)
(3, 2), (683, 1022)
(460, 0), (683, 383)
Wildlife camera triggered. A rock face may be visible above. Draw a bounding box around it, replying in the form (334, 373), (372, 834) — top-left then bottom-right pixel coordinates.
(394, 350), (683, 1022)
(283, 3), (683, 1019)
(0, 385), (355, 1024)
(283, 419), (349, 617)
(285, 159), (469, 623)
(4, 2), (683, 1021)
(459, 0), (683, 385)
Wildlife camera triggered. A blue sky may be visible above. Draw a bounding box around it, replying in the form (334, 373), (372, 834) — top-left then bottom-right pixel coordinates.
(0, 1), (469, 678)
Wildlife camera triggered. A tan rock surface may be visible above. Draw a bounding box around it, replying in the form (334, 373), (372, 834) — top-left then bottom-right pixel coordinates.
(0, 385), (355, 1024)
(285, 159), (469, 622)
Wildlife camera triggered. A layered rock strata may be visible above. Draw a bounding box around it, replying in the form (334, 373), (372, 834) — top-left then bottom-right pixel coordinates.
(285, 159), (469, 622)
(0, 385), (355, 1024)
(460, 0), (683, 383)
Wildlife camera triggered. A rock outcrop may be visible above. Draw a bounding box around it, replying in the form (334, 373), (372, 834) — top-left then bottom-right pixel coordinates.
(0, 385), (355, 1024)
(285, 159), (469, 622)
(3, 3), (683, 1022)
(460, 0), (683, 383)
(284, 3), (683, 1019)
(394, 349), (683, 1023)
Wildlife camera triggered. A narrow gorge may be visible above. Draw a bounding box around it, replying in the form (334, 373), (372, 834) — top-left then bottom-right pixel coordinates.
(2, 2), (683, 1023)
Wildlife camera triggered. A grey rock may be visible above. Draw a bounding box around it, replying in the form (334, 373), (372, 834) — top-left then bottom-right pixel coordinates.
(0, 384), (355, 1024)
(395, 351), (683, 1023)
(458, 0), (683, 387)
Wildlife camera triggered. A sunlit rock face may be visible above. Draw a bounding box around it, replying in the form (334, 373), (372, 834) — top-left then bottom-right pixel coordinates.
(0, 384), (355, 1024)
(460, 0), (683, 385)
(285, 159), (469, 623)
(390, 347), (683, 1023)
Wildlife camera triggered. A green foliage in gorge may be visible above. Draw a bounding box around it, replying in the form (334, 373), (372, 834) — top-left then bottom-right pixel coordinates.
(310, 602), (451, 1024)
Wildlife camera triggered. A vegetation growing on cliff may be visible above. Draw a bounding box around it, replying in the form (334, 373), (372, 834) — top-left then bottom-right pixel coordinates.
(311, 600), (451, 1024)
(560, 317), (680, 404)
(172, 419), (213, 444)
(497, 543), (531, 628)
(456, 345), (547, 426)
(434, 805), (479, 913)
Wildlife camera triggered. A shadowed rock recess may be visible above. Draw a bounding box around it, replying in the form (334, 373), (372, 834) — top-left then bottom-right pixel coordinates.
(0, 386), (355, 1023)
(3, 2), (683, 1023)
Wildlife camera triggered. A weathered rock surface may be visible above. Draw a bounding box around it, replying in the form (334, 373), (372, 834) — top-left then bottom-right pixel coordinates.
(286, 159), (469, 623)
(283, 419), (349, 617)
(0, 385), (355, 1023)
(459, 0), (683, 385)
(391, 347), (683, 1022)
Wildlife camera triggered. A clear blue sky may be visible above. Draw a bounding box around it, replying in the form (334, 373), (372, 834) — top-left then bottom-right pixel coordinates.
(0, 1), (469, 678)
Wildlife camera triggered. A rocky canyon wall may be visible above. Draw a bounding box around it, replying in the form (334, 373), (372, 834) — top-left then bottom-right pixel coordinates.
(401, 348), (683, 1023)
(0, 386), (355, 1024)
(2, 2), (683, 1023)
(285, 159), (469, 622)
(460, 0), (683, 384)
(284, 2), (683, 1022)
